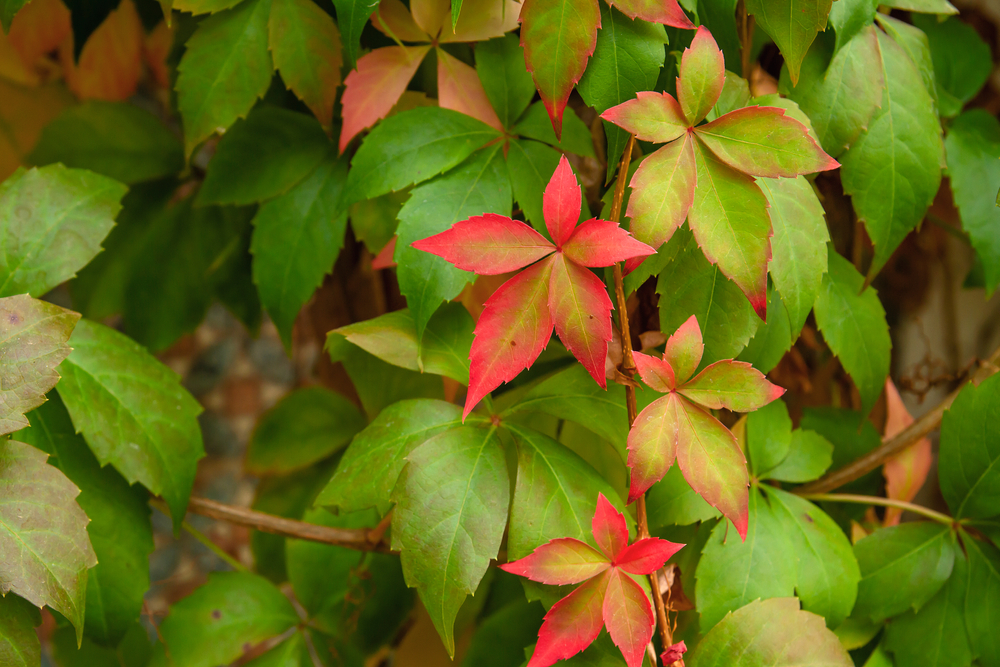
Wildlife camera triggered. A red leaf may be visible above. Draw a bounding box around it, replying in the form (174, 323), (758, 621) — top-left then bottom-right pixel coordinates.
(677, 26), (724, 126)
(664, 315), (703, 385)
(882, 379), (932, 526)
(615, 538), (684, 575)
(372, 236), (398, 269)
(528, 571), (611, 667)
(520, 0), (600, 138)
(626, 393), (680, 502)
(633, 350), (675, 392)
(600, 91), (689, 143)
(561, 219), (655, 267)
(678, 360), (785, 412)
(695, 106), (839, 178)
(591, 492), (629, 560)
(499, 537), (609, 585)
(606, 0), (693, 28)
(549, 254), (613, 388)
(661, 641), (688, 664)
(543, 155), (582, 247)
(339, 45), (430, 152)
(465, 257), (555, 417)
(437, 48), (504, 130)
(624, 132), (697, 253)
(411, 213), (555, 274)
(602, 570), (654, 667)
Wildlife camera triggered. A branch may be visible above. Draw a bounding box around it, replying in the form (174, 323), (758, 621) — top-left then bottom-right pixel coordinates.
(795, 346), (1000, 495)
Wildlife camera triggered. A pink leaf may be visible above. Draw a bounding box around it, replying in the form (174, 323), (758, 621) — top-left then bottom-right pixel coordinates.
(499, 537), (610, 585)
(606, 0), (693, 27)
(543, 155), (582, 247)
(601, 91), (689, 143)
(411, 213), (554, 274)
(465, 257), (555, 418)
(372, 0), (429, 42)
(624, 132), (697, 252)
(664, 315), (703, 385)
(528, 571), (611, 667)
(339, 45), (430, 152)
(548, 254), (613, 388)
(633, 351), (675, 392)
(437, 48), (504, 130)
(882, 379), (932, 527)
(678, 360), (785, 412)
(674, 396), (749, 539)
(602, 570), (654, 667)
(561, 219), (655, 267)
(615, 538), (685, 575)
(695, 106), (839, 178)
(677, 25), (724, 126)
(661, 641), (688, 664)
(591, 492), (629, 560)
(626, 393), (680, 502)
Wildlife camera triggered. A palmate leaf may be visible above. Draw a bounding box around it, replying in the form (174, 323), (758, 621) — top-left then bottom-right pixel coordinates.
(746, 0), (832, 85)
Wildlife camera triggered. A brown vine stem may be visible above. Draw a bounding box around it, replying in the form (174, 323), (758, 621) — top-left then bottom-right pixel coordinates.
(795, 344), (1000, 495)
(608, 133), (675, 659)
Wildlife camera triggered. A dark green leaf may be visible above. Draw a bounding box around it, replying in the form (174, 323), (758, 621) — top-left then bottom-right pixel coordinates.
(332, 0), (379, 68)
(241, 631), (310, 667)
(51, 621), (151, 667)
(938, 373), (1000, 520)
(506, 138), (561, 231)
(800, 406), (882, 471)
(944, 110), (1000, 295)
(349, 191), (405, 255)
(688, 597), (853, 667)
(697, 0), (741, 73)
(813, 249), (891, 416)
(475, 34), (536, 130)
(246, 387), (365, 475)
(765, 429), (833, 483)
(646, 464), (721, 528)
(199, 107), (331, 205)
(912, 15), (991, 118)
(56, 319), (205, 525)
(461, 598), (545, 667)
(176, 0), (274, 156)
(251, 149), (349, 348)
(391, 426), (510, 655)
(0, 592), (40, 667)
(316, 399), (465, 515)
(736, 288), (792, 374)
(346, 107), (502, 203)
(853, 522), (955, 622)
(350, 553), (415, 652)
(0, 440), (96, 643)
(746, 399), (792, 478)
(746, 0), (832, 85)
(395, 144), (512, 339)
(963, 535), (1000, 665)
(513, 102), (596, 159)
(0, 165), (125, 298)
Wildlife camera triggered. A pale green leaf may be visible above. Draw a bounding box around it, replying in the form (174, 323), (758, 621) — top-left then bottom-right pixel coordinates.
(912, 15), (991, 118)
(766, 429), (833, 483)
(746, 398), (792, 478)
(938, 373), (1000, 520)
(646, 464), (721, 528)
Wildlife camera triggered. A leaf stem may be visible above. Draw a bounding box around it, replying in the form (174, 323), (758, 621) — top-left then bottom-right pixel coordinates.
(153, 503), (252, 573)
(798, 493), (953, 525)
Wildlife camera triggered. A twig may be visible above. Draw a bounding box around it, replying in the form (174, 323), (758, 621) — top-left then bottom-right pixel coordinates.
(182, 518), (249, 573)
(795, 345), (1000, 495)
(798, 493), (953, 525)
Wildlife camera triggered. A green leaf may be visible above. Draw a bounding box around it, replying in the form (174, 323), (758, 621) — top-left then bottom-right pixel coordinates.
(0, 165), (125, 298)
(513, 102), (597, 159)
(736, 288), (792, 374)
(880, 0), (957, 14)
(173, 0), (244, 13)
(329, 304), (474, 383)
(697, 0), (740, 74)
(762, 486), (860, 628)
(0, 440), (96, 643)
(800, 406), (882, 471)
(840, 29), (943, 276)
(0, 295), (78, 435)
(883, 547), (970, 667)
(391, 425), (510, 656)
(688, 597), (853, 667)
(346, 107), (502, 203)
(746, 399), (792, 478)
(944, 110), (1000, 295)
(759, 176), (828, 333)
(0, 595), (39, 667)
(937, 373), (1000, 520)
(656, 227), (759, 369)
(17, 395), (153, 647)
(153, 573), (299, 667)
(28, 101), (183, 184)
(964, 536), (1000, 665)
(316, 399), (465, 515)
(646, 464), (721, 528)
(912, 15), (991, 118)
(506, 138), (561, 232)
(0, 0), (27, 30)
(250, 149), (349, 348)
(765, 429), (833, 483)
(746, 0), (832, 85)
(199, 106), (331, 205)
(239, 631), (311, 667)
(461, 598), (545, 667)
(331, 0), (379, 68)
(577, 3), (666, 180)
(475, 34), (536, 130)
(827, 0), (876, 51)
(395, 144), (512, 339)
(813, 249), (890, 416)
(246, 387), (366, 476)
(853, 522), (955, 622)
(56, 319), (205, 526)
(176, 0), (274, 156)
(349, 191), (405, 254)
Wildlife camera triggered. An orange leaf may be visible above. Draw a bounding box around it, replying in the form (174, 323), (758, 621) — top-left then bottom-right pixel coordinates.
(442, 0), (521, 42)
(143, 20), (174, 90)
(60, 0), (143, 101)
(372, 0), (428, 43)
(0, 78), (74, 179)
(436, 48), (502, 130)
(882, 378), (932, 526)
(8, 0), (70, 68)
(0, 26), (36, 85)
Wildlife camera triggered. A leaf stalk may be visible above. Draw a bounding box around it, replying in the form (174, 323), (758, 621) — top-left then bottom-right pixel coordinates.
(798, 493), (953, 525)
